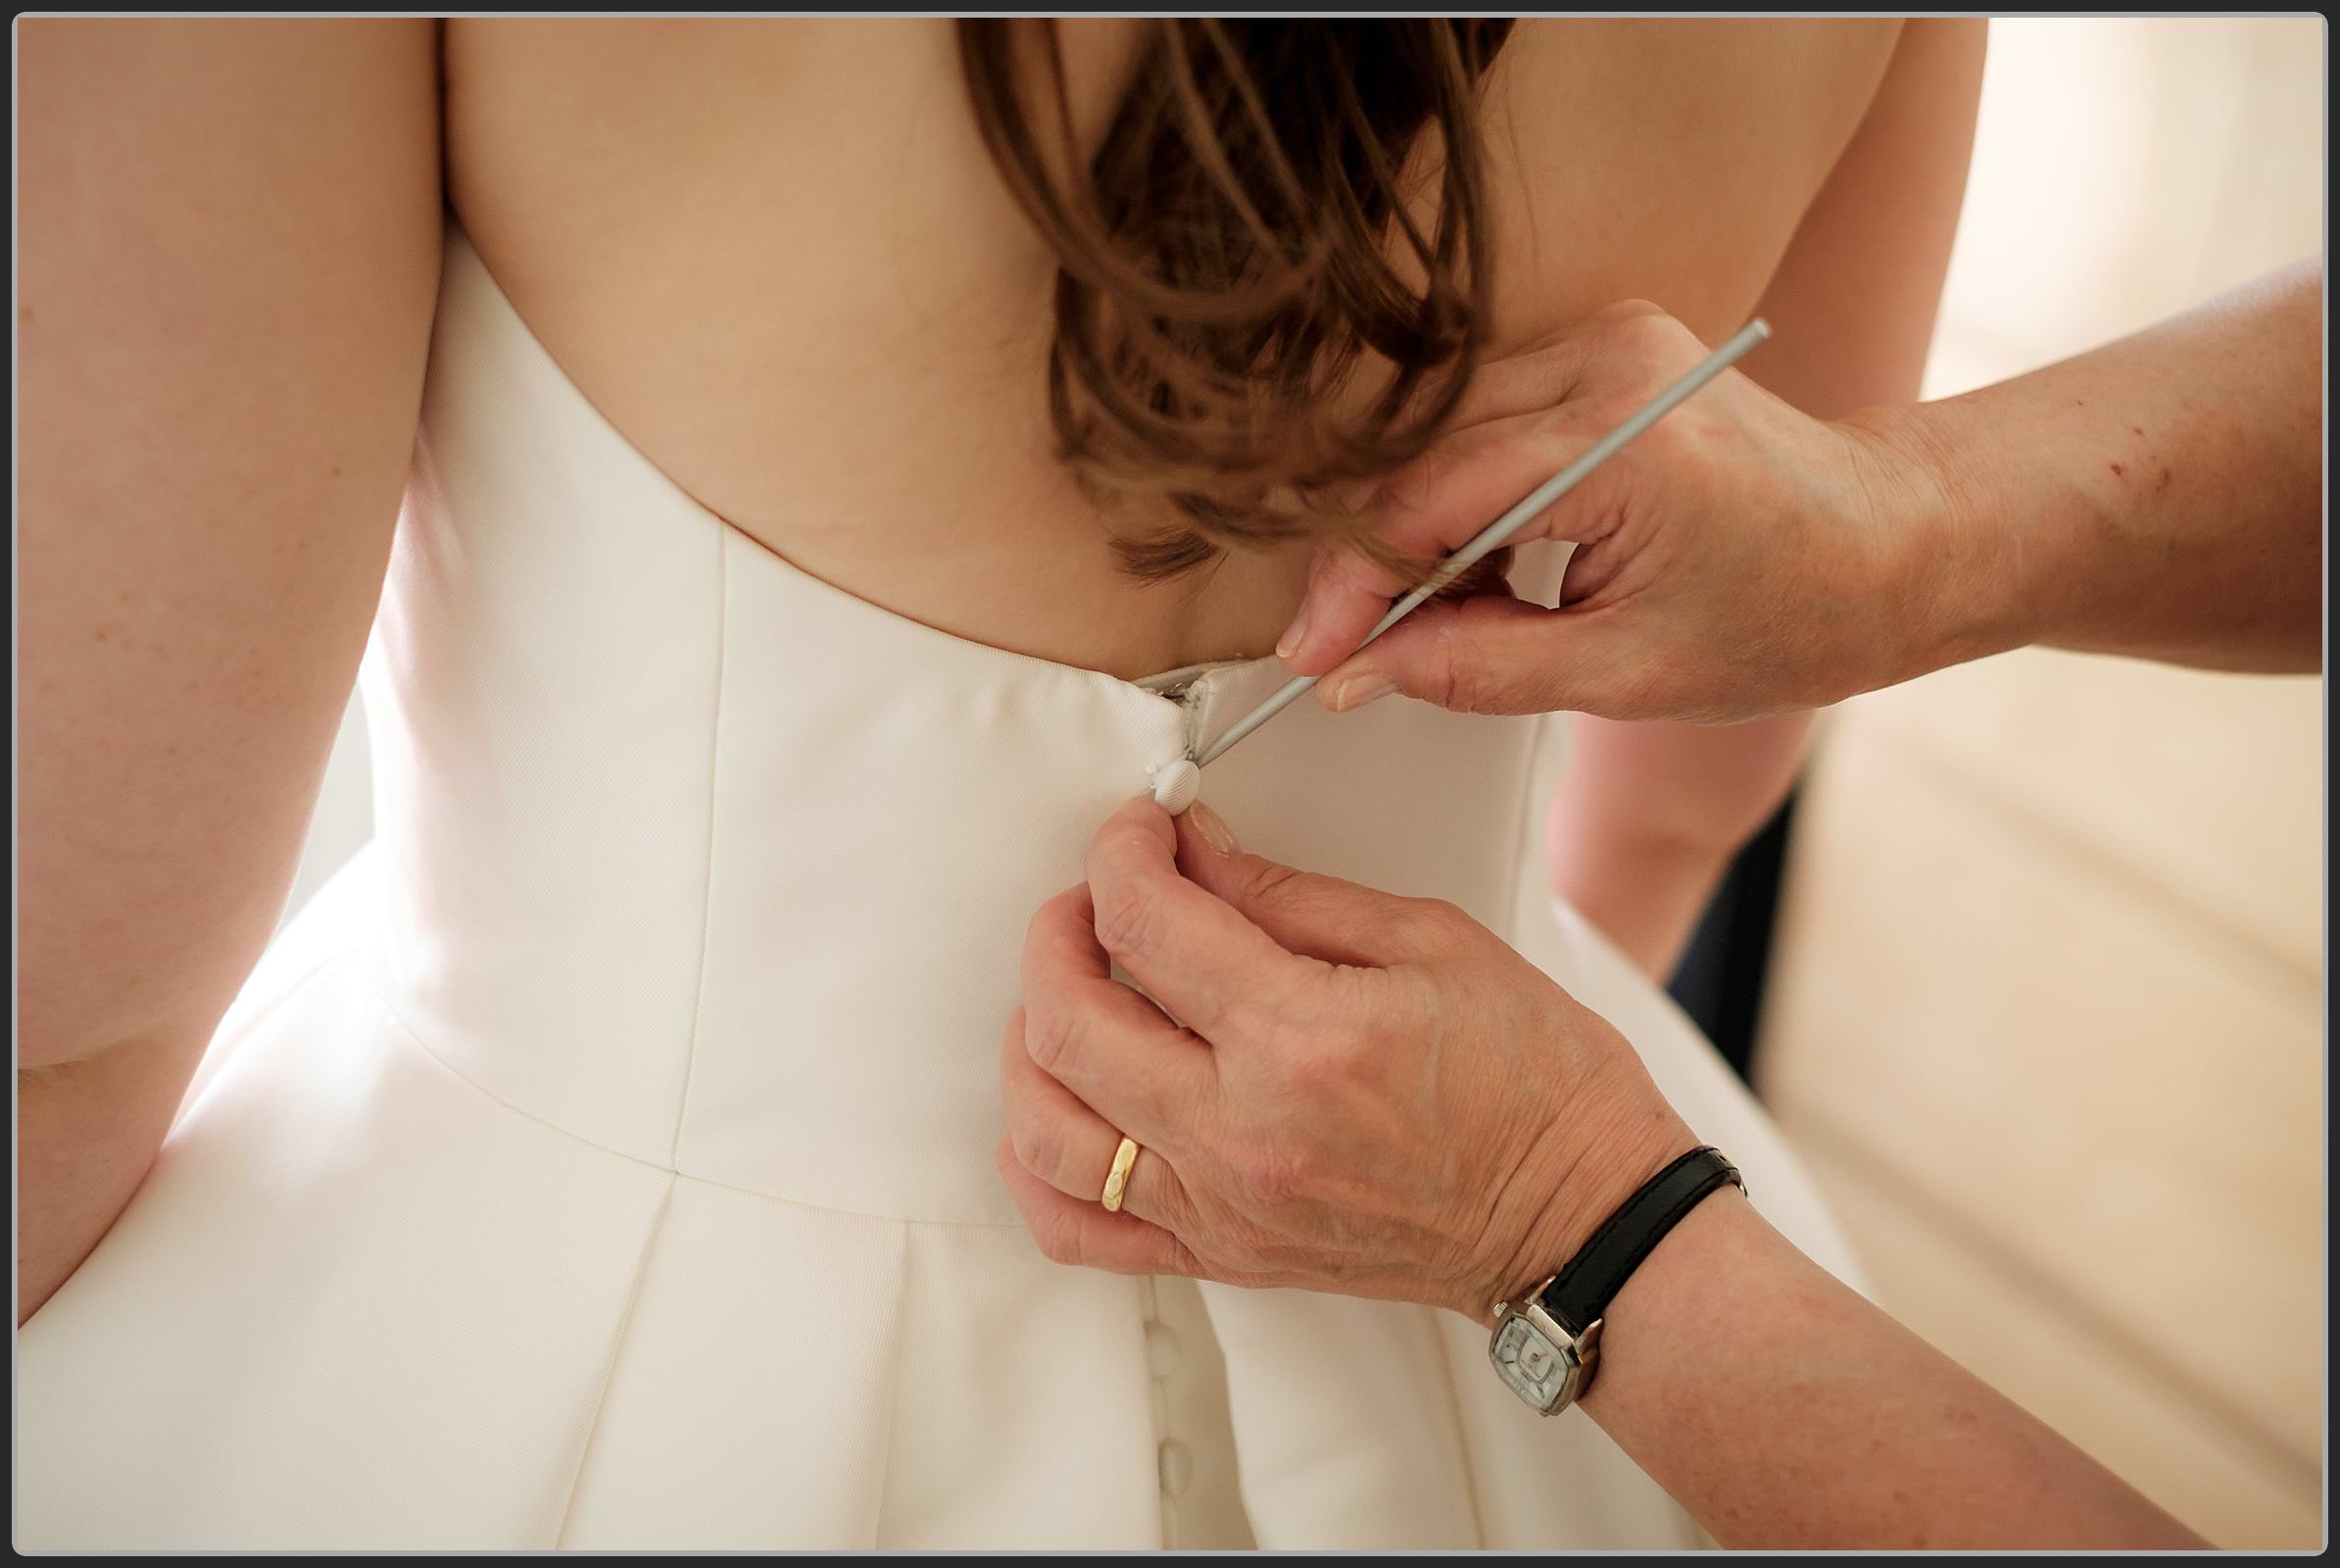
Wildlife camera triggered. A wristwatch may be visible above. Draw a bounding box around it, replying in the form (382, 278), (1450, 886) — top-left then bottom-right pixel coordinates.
(1487, 1146), (1744, 1415)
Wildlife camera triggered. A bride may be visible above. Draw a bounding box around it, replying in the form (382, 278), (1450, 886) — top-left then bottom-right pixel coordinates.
(17, 18), (1983, 1550)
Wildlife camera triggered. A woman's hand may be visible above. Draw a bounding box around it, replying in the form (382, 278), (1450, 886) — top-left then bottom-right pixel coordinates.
(1275, 302), (1974, 723)
(997, 796), (1697, 1322)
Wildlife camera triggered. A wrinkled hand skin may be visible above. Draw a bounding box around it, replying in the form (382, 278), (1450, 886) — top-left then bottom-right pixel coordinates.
(1277, 301), (1964, 724)
(998, 797), (1697, 1323)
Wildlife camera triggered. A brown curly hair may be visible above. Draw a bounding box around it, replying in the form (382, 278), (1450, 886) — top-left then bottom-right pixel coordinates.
(958, 20), (1517, 578)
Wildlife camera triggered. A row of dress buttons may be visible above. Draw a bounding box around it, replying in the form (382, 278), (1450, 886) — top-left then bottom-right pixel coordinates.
(1157, 1437), (1193, 1498)
(1143, 763), (1201, 1531)
(1139, 1282), (1191, 1542)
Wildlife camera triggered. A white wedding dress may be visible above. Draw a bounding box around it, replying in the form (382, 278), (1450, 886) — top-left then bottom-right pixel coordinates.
(18, 224), (1863, 1551)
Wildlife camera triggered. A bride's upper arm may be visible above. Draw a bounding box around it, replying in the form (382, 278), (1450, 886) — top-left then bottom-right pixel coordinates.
(1542, 23), (1987, 951)
(18, 20), (443, 1068)
(1748, 19), (1990, 417)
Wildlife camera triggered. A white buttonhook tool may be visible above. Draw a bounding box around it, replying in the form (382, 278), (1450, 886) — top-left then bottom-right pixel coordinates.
(1193, 318), (1772, 770)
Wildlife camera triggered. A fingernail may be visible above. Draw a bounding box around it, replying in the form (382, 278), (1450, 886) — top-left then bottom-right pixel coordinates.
(1328, 671), (1397, 711)
(1188, 800), (1239, 856)
(1275, 602), (1314, 664)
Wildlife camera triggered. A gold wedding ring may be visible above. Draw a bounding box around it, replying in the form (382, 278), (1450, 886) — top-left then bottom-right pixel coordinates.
(1100, 1136), (1142, 1213)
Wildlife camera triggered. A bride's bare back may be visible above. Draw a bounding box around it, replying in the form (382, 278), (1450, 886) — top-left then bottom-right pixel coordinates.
(442, 19), (1968, 676)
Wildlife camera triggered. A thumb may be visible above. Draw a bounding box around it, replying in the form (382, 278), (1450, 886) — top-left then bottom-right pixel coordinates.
(1171, 806), (1420, 968)
(1317, 594), (1643, 718)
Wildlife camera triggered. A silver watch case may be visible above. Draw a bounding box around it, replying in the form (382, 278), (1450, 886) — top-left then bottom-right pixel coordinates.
(1488, 1281), (1604, 1415)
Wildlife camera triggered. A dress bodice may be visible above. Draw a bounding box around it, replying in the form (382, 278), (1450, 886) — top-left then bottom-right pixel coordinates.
(18, 221), (1855, 1553)
(366, 225), (1580, 1225)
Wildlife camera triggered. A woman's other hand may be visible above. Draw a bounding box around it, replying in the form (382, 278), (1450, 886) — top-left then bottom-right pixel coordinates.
(997, 797), (1697, 1321)
(1275, 302), (1974, 724)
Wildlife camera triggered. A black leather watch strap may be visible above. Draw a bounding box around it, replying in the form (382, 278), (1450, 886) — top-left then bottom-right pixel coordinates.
(1538, 1146), (1743, 1335)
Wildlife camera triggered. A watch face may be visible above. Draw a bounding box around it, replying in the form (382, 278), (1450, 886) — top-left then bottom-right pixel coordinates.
(1490, 1314), (1573, 1409)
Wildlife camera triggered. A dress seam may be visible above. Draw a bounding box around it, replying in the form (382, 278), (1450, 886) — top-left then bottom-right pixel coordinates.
(349, 958), (1031, 1231)
(544, 526), (723, 1541)
(546, 517), (725, 1541)
(553, 1170), (678, 1547)
(865, 1219), (916, 1547)
(667, 522), (728, 1163)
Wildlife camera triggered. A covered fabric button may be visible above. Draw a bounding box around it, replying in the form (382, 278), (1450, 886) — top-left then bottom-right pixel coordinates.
(1144, 1319), (1182, 1380)
(1149, 758), (1201, 814)
(1157, 1439), (1194, 1497)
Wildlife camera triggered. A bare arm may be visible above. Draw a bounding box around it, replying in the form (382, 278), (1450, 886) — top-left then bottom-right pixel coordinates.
(17, 19), (442, 1321)
(1544, 19), (1985, 977)
(1583, 1189), (2200, 1548)
(1872, 257), (2323, 677)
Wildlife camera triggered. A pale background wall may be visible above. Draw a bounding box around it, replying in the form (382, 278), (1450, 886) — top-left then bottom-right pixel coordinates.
(1757, 15), (2325, 1550)
(282, 15), (2327, 1546)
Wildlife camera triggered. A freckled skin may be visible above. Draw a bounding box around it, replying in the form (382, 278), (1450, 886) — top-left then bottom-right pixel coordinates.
(19, 18), (439, 1330)
(1870, 259), (2320, 679)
